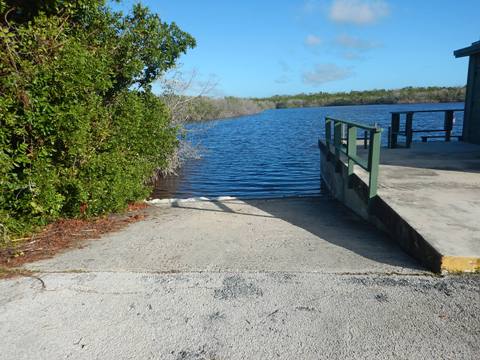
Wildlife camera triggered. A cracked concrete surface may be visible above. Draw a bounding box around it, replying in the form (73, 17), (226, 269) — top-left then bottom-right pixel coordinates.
(1, 197), (479, 359)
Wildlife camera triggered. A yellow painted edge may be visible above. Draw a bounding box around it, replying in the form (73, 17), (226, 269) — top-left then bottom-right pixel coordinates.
(441, 256), (480, 273)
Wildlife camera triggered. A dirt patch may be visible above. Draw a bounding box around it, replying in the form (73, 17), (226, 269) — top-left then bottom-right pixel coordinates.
(174, 345), (217, 360)
(214, 275), (263, 300)
(208, 311), (225, 321)
(295, 306), (317, 312)
(374, 293), (389, 302)
(0, 203), (149, 270)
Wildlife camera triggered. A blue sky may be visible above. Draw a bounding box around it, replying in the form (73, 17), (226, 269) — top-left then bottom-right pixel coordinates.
(112, 0), (479, 97)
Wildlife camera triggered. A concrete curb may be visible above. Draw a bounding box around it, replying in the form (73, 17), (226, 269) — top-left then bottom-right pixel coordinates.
(319, 140), (480, 273)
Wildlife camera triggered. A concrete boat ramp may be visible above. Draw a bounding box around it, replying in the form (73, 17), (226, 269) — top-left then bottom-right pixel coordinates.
(320, 141), (480, 273)
(374, 142), (480, 271)
(1, 197), (479, 359)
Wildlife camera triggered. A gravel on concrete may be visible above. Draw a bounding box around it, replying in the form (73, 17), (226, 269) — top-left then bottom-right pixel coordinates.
(1, 197), (479, 359)
(1, 271), (479, 360)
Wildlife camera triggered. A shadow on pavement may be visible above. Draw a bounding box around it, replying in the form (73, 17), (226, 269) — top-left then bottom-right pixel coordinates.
(173, 196), (425, 271)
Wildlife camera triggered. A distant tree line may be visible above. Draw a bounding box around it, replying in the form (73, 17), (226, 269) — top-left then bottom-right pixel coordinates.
(170, 86), (466, 122)
(255, 86), (466, 109)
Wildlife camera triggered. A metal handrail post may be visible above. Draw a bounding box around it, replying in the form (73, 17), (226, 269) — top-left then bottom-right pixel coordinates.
(333, 120), (342, 172)
(405, 112), (413, 148)
(325, 118), (332, 146)
(390, 113), (400, 148)
(347, 125), (357, 177)
(368, 129), (382, 200)
(444, 110), (454, 142)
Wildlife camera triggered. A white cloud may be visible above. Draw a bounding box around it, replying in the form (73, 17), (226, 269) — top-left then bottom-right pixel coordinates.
(335, 34), (380, 50)
(302, 64), (353, 85)
(305, 34), (322, 47)
(334, 34), (381, 60)
(329, 0), (389, 25)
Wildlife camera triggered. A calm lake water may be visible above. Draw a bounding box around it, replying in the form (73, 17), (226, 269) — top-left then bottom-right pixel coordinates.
(152, 102), (464, 199)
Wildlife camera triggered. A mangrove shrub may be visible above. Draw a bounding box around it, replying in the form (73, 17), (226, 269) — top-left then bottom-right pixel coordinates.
(0, 0), (195, 237)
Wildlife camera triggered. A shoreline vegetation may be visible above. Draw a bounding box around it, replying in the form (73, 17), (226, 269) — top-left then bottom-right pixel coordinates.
(178, 86), (465, 122)
(1, 1), (195, 247)
(160, 95), (275, 122)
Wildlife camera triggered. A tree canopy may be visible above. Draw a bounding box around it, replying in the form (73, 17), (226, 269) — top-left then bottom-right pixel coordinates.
(0, 0), (195, 238)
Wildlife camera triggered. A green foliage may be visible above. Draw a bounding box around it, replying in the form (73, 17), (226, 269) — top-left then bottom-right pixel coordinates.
(0, 1), (194, 239)
(256, 86), (466, 108)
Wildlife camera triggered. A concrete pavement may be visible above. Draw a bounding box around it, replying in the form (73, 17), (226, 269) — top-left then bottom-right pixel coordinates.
(320, 140), (480, 272)
(1, 197), (479, 359)
(377, 142), (480, 264)
(24, 198), (422, 274)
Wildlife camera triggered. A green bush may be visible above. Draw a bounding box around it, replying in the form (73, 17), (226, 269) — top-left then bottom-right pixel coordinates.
(0, 1), (195, 239)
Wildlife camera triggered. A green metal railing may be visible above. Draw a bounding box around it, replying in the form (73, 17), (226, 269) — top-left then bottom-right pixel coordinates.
(325, 117), (382, 200)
